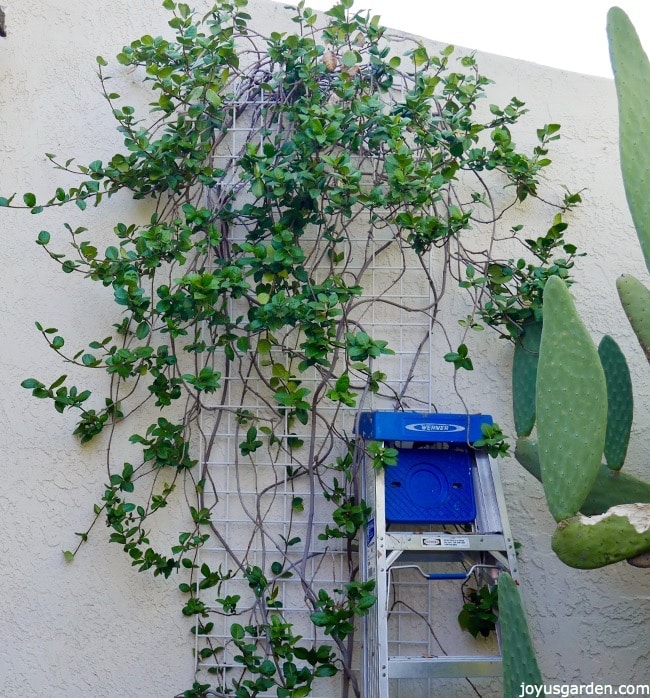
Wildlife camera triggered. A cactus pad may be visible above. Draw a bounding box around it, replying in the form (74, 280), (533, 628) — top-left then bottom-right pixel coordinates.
(512, 320), (542, 437)
(536, 277), (607, 521)
(551, 504), (650, 569)
(498, 572), (543, 697)
(515, 437), (650, 516)
(598, 335), (633, 470)
(608, 7), (650, 273)
(616, 274), (650, 362)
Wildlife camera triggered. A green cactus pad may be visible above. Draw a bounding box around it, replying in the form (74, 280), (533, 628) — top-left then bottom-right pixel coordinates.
(514, 437), (542, 478)
(498, 572), (543, 697)
(616, 274), (650, 362)
(515, 437), (650, 516)
(512, 320), (542, 437)
(536, 277), (607, 521)
(598, 335), (633, 470)
(608, 7), (650, 273)
(551, 504), (650, 569)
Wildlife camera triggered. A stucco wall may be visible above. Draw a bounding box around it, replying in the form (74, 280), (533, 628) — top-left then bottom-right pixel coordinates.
(0, 1), (648, 696)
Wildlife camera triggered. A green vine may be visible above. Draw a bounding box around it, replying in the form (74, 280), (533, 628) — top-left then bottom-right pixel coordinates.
(3, 0), (582, 695)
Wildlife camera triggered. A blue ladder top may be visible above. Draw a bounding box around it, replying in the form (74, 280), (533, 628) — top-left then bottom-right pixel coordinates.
(356, 411), (492, 443)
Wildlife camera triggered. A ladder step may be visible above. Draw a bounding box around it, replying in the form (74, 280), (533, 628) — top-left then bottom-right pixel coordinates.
(385, 532), (507, 552)
(388, 655), (503, 679)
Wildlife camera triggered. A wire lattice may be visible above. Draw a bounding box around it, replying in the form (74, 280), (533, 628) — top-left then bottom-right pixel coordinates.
(192, 80), (453, 694)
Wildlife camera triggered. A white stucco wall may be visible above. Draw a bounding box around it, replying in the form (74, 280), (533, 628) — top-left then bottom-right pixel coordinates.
(0, 1), (648, 696)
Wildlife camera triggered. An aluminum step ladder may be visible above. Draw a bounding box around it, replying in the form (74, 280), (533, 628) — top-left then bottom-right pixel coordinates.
(356, 411), (519, 697)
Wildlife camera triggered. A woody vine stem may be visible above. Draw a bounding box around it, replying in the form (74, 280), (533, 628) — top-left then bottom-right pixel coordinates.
(4, 0), (581, 695)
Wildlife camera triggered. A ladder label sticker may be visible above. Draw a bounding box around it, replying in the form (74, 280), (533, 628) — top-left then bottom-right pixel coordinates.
(421, 535), (470, 549)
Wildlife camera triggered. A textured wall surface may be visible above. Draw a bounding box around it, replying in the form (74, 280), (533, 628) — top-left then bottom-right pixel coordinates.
(0, 1), (648, 697)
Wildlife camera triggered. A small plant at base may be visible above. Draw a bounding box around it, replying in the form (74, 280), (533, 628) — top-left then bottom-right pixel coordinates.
(457, 583), (499, 639)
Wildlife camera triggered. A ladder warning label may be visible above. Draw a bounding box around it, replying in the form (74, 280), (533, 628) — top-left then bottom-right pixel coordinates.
(421, 535), (470, 549)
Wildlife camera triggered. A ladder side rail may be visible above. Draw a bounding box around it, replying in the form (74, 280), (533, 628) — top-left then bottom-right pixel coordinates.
(473, 450), (503, 534)
(373, 445), (390, 698)
(360, 439), (391, 698)
(484, 454), (520, 581)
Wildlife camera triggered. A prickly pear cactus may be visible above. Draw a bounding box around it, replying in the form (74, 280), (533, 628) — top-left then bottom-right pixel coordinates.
(510, 7), (650, 570)
(512, 320), (542, 437)
(598, 334), (633, 470)
(536, 276), (608, 521)
(608, 6), (650, 274)
(617, 274), (650, 362)
(515, 437), (650, 516)
(552, 504), (650, 569)
(498, 572), (543, 697)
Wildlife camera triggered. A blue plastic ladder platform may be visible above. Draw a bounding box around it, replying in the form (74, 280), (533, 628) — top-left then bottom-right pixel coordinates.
(357, 411), (491, 443)
(358, 411), (492, 525)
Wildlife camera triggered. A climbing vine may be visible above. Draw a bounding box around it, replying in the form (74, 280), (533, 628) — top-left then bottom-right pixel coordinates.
(3, 0), (581, 695)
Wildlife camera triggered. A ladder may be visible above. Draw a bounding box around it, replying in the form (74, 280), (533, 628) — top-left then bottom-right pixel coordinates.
(356, 411), (519, 697)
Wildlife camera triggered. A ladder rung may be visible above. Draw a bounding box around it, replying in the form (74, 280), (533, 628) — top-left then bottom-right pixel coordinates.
(388, 655), (503, 679)
(389, 562), (501, 583)
(385, 532), (507, 552)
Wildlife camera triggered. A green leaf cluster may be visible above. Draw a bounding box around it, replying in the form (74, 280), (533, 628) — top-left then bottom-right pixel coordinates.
(457, 584), (499, 638)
